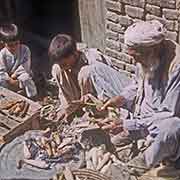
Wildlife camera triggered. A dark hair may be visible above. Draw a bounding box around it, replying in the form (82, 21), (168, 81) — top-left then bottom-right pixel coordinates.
(48, 34), (77, 62)
(0, 23), (18, 42)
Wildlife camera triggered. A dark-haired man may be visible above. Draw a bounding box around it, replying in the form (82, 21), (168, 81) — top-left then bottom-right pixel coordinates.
(0, 24), (37, 98)
(48, 34), (131, 119)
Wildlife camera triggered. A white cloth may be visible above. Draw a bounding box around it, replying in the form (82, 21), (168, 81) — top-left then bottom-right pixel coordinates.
(124, 20), (167, 48)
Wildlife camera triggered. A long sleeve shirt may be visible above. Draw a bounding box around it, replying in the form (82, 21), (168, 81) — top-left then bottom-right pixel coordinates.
(0, 44), (31, 83)
(51, 48), (114, 109)
(121, 40), (180, 137)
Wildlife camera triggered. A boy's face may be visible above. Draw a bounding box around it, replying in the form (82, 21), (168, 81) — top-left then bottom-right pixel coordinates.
(6, 40), (20, 54)
(0, 41), (4, 50)
(57, 53), (78, 70)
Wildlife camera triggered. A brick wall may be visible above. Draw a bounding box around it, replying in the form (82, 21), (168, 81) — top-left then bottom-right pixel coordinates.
(105, 0), (180, 77)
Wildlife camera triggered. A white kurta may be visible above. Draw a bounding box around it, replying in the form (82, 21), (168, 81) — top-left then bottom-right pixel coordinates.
(52, 48), (132, 111)
(0, 45), (37, 97)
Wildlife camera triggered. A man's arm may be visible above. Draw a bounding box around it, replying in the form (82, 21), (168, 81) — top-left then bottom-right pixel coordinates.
(119, 82), (138, 111)
(100, 81), (137, 112)
(124, 65), (180, 136)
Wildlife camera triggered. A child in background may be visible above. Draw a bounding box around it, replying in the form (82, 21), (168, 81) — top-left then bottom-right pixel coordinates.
(0, 23), (37, 99)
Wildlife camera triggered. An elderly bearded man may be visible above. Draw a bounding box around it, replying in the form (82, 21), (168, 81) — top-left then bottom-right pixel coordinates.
(101, 20), (180, 175)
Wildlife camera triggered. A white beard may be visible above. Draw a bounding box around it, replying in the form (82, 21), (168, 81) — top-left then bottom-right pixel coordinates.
(143, 58), (160, 79)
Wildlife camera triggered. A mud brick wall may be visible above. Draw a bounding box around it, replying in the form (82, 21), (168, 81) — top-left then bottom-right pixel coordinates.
(104, 0), (180, 77)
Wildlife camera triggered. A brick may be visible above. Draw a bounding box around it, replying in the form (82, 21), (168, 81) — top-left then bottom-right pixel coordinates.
(146, 14), (166, 25)
(110, 58), (126, 70)
(146, 4), (161, 17)
(146, 0), (160, 7)
(119, 15), (133, 27)
(121, 0), (145, 8)
(132, 19), (143, 23)
(105, 48), (133, 63)
(106, 12), (119, 23)
(161, 0), (176, 9)
(105, 48), (119, 59)
(125, 5), (144, 19)
(179, 30), (180, 43)
(105, 39), (121, 51)
(177, 0), (180, 10)
(165, 20), (178, 32)
(105, 0), (122, 13)
(146, 0), (176, 9)
(125, 63), (136, 73)
(146, 14), (178, 32)
(118, 52), (133, 63)
(106, 22), (125, 33)
(106, 30), (119, 41)
(163, 9), (179, 20)
(119, 33), (124, 43)
(120, 43), (127, 52)
(167, 31), (177, 41)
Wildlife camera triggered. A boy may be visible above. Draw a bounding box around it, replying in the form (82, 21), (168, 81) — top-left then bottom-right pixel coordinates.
(48, 34), (131, 119)
(0, 24), (37, 99)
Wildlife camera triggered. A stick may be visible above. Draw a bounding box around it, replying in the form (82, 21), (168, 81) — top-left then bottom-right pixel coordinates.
(71, 100), (97, 107)
(20, 102), (30, 118)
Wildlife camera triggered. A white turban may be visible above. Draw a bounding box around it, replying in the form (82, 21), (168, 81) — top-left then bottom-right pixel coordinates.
(124, 20), (167, 48)
(0, 24), (18, 41)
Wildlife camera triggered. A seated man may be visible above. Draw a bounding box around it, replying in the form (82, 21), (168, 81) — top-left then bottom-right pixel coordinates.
(0, 24), (37, 99)
(101, 20), (180, 174)
(48, 34), (131, 119)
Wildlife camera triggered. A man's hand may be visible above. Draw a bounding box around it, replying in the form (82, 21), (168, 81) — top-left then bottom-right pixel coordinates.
(7, 78), (19, 90)
(80, 94), (91, 104)
(56, 104), (79, 123)
(80, 93), (103, 105)
(11, 73), (17, 80)
(97, 117), (124, 135)
(100, 96), (126, 111)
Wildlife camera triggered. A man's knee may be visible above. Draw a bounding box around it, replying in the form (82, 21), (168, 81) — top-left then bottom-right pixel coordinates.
(144, 117), (180, 167)
(158, 117), (180, 138)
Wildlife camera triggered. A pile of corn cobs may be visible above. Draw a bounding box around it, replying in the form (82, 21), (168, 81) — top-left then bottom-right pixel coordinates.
(2, 99), (30, 118)
(85, 145), (121, 176)
(18, 128), (83, 169)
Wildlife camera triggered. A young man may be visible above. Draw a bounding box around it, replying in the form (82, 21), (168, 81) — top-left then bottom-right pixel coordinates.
(101, 20), (180, 174)
(0, 24), (37, 98)
(48, 34), (131, 119)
